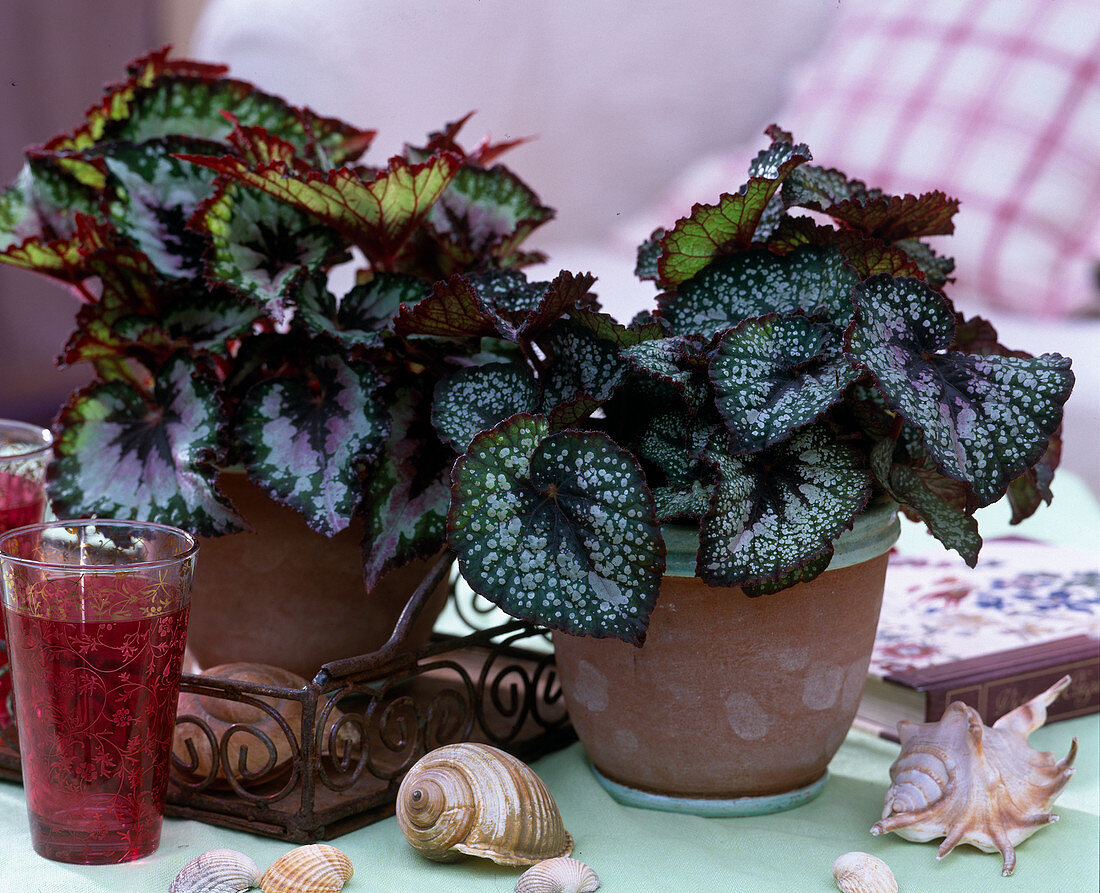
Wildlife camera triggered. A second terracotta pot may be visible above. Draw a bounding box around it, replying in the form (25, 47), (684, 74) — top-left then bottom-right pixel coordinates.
(187, 473), (445, 680)
(552, 500), (899, 813)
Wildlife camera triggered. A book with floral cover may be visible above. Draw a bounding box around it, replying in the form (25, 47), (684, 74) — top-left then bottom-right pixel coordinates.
(858, 538), (1099, 739)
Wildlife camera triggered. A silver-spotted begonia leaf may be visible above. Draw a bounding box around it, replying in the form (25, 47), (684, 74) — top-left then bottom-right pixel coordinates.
(622, 336), (710, 412)
(845, 276), (1074, 506)
(432, 362), (538, 449)
(697, 424), (871, 592)
(869, 439), (980, 566)
(360, 386), (452, 590)
(48, 352), (244, 536)
(448, 414), (664, 643)
(235, 352), (388, 535)
(636, 411), (717, 521)
(539, 319), (626, 418)
(635, 227), (664, 282)
(709, 315), (859, 453)
(103, 137), (221, 279)
(659, 245), (859, 335)
(193, 180), (344, 324)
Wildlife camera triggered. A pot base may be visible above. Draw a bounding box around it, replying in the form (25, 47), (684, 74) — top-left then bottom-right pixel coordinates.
(592, 764), (828, 816)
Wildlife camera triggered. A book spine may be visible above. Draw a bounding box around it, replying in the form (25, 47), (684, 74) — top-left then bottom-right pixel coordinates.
(923, 655), (1099, 724)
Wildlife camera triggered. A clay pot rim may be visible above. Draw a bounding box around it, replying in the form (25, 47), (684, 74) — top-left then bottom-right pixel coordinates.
(660, 497), (900, 578)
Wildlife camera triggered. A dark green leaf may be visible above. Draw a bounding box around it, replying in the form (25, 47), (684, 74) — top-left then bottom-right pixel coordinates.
(448, 414), (664, 642)
(235, 352), (388, 535)
(432, 362), (538, 450)
(697, 424), (872, 590)
(298, 273), (429, 348)
(659, 245), (859, 334)
(846, 276), (1075, 505)
(635, 227), (664, 282)
(709, 315), (858, 452)
(539, 318), (626, 416)
(48, 352), (243, 536)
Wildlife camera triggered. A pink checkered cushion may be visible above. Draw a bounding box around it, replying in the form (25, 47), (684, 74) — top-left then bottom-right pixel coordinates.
(647, 0), (1100, 318)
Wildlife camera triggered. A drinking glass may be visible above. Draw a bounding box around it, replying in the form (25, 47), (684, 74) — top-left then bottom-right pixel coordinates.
(0, 420), (52, 729)
(0, 520), (197, 864)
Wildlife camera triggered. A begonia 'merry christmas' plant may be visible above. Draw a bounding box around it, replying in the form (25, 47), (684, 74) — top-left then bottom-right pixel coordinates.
(0, 48), (556, 590)
(435, 126), (1074, 645)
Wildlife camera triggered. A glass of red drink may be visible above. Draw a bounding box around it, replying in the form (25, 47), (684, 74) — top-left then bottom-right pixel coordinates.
(0, 519), (197, 864)
(0, 420), (52, 731)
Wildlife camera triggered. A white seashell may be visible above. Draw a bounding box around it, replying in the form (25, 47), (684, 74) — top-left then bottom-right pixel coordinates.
(832, 851), (897, 893)
(259, 844), (353, 893)
(169, 848), (261, 893)
(871, 674), (1078, 876)
(396, 742), (574, 867)
(515, 856), (601, 893)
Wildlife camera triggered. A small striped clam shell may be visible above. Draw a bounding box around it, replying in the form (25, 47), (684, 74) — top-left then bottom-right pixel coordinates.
(169, 848), (261, 893)
(832, 852), (898, 893)
(515, 856), (601, 893)
(259, 845), (353, 893)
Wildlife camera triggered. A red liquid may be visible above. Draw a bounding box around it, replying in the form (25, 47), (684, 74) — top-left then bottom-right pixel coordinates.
(5, 577), (189, 863)
(0, 469), (47, 729)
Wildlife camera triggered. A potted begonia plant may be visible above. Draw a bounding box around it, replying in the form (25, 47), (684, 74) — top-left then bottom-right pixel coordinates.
(0, 48), (557, 677)
(420, 127), (1074, 812)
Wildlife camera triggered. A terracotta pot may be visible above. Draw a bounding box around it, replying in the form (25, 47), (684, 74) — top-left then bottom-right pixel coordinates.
(552, 500), (899, 815)
(187, 472), (445, 680)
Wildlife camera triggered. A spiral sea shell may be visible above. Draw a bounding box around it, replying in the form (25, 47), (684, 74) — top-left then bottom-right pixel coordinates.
(515, 856), (601, 893)
(831, 852), (897, 893)
(259, 844), (353, 893)
(169, 848), (261, 893)
(871, 674), (1078, 876)
(173, 662), (360, 786)
(396, 742), (574, 866)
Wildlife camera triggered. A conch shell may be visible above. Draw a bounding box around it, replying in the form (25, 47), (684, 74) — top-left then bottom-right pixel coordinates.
(831, 851), (897, 893)
(173, 662), (360, 785)
(169, 848), (260, 893)
(259, 844), (353, 893)
(515, 856), (601, 893)
(871, 675), (1078, 875)
(396, 742), (574, 866)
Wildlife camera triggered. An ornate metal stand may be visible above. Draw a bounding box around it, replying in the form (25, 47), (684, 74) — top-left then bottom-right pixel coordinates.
(0, 555), (575, 841)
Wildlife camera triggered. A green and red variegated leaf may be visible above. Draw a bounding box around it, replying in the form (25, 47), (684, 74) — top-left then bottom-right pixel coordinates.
(516, 271), (597, 336)
(424, 163), (554, 271)
(298, 273), (428, 349)
(448, 414), (664, 643)
(393, 273), (512, 338)
(822, 191), (959, 243)
(360, 385), (452, 590)
(432, 361), (538, 450)
(234, 352), (388, 536)
(870, 438), (980, 566)
(125, 45), (229, 82)
(657, 141), (810, 287)
(413, 112), (531, 167)
(103, 137), (223, 279)
(709, 315), (858, 453)
(658, 245), (859, 335)
(48, 352), (243, 536)
(193, 179), (345, 324)
(0, 213), (112, 285)
(539, 318), (626, 416)
(697, 424), (872, 591)
(845, 275), (1075, 506)
(568, 306), (665, 348)
(0, 158), (103, 250)
(180, 150), (461, 269)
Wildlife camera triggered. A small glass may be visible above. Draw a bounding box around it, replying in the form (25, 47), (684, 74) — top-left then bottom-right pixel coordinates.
(0, 420), (52, 730)
(0, 520), (197, 864)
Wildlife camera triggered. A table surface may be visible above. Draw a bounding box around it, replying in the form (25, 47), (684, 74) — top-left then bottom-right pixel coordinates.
(1, 473), (1097, 892)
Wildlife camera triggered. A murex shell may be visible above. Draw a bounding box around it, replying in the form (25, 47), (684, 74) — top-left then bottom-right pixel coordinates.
(396, 742), (574, 866)
(259, 844), (353, 893)
(515, 856), (601, 893)
(169, 848), (261, 893)
(832, 851), (897, 893)
(871, 674), (1078, 876)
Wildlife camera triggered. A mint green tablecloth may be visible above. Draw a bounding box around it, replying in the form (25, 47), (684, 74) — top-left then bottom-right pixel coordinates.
(1, 472), (1097, 892)
(0, 719), (1096, 892)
